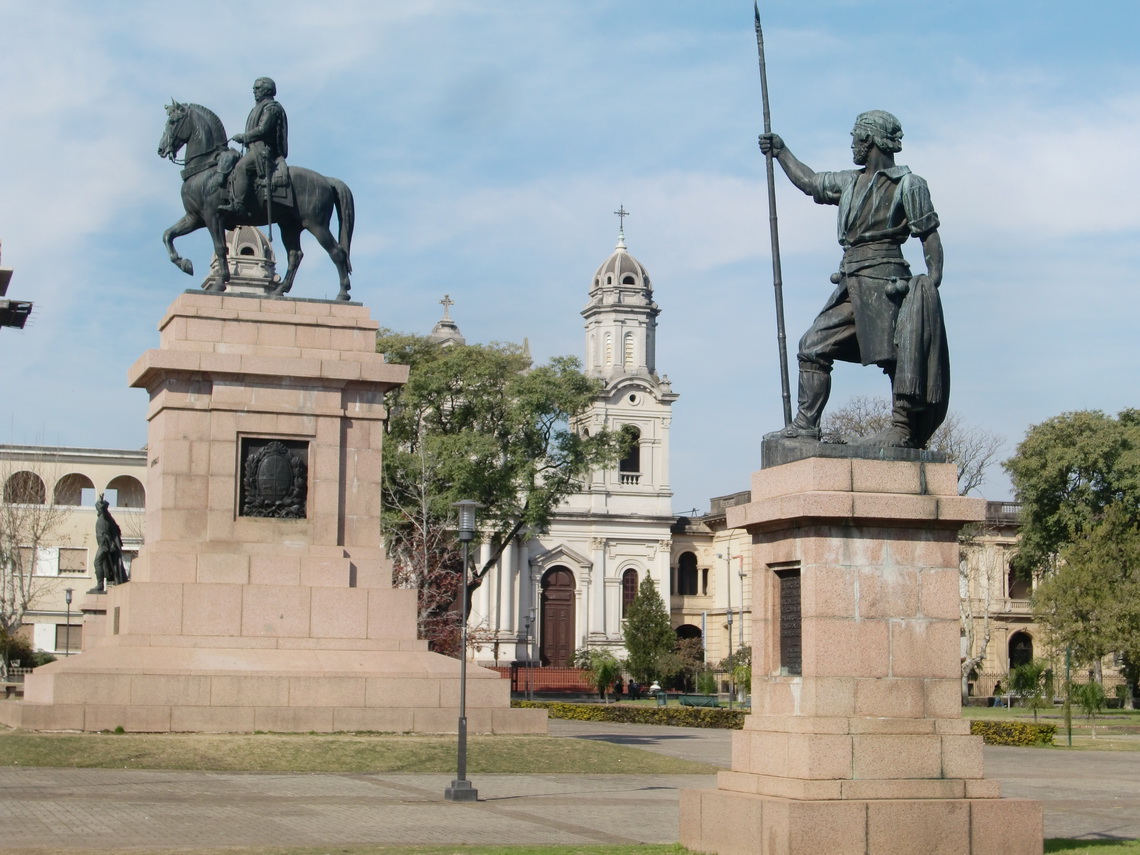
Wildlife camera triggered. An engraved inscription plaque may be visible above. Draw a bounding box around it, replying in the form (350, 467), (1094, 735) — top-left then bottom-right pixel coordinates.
(776, 567), (801, 676)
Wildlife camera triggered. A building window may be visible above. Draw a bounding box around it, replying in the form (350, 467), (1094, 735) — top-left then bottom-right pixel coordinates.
(622, 569), (638, 617)
(55, 623), (82, 653)
(618, 426), (641, 484)
(624, 332), (635, 368)
(4, 471), (46, 504)
(106, 475), (146, 508)
(54, 473), (94, 506)
(58, 548), (87, 574)
(604, 333), (613, 366)
(678, 552), (698, 596)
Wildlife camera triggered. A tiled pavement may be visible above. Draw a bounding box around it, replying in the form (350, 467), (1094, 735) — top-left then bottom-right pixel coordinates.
(1, 719), (1137, 849)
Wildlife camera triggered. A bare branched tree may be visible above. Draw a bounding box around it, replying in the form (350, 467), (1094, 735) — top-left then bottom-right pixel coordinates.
(958, 521), (1000, 702)
(383, 438), (463, 655)
(822, 395), (1004, 495)
(0, 459), (70, 678)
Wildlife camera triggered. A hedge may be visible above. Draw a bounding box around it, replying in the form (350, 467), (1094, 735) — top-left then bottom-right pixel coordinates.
(970, 719), (1056, 746)
(512, 700), (746, 729)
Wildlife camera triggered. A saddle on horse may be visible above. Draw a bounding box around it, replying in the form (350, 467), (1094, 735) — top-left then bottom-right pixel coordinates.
(216, 148), (295, 216)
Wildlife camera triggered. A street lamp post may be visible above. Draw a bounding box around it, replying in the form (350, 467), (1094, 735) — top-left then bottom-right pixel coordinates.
(719, 552), (734, 709)
(64, 588), (74, 656)
(445, 500), (481, 803)
(738, 558), (746, 651)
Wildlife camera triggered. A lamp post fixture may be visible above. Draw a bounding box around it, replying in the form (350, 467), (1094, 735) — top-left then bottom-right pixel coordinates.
(445, 499), (481, 803)
(719, 552), (734, 709)
(737, 557), (746, 651)
(64, 588), (74, 656)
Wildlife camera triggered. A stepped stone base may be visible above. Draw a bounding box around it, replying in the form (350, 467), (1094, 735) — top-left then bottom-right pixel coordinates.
(682, 789), (1041, 855)
(680, 458), (1041, 855)
(0, 292), (545, 736)
(0, 643), (541, 734)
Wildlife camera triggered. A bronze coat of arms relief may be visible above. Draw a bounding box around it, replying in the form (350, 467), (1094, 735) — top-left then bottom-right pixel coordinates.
(240, 438), (308, 519)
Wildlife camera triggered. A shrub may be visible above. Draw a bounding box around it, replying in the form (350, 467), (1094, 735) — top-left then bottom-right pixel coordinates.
(512, 700), (746, 729)
(970, 719), (1056, 746)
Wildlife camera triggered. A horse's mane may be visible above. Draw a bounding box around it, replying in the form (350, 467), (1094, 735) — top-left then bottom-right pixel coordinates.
(185, 103), (227, 139)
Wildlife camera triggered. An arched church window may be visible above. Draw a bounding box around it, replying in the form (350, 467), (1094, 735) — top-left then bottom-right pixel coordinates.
(624, 333), (635, 368)
(622, 568), (638, 617)
(618, 426), (641, 475)
(605, 333), (613, 366)
(678, 552), (698, 596)
(622, 275), (636, 285)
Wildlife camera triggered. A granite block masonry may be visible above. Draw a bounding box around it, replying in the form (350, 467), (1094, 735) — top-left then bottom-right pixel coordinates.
(0, 292), (545, 735)
(681, 457), (1041, 855)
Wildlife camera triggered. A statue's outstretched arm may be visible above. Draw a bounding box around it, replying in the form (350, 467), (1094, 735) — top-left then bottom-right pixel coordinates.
(758, 133), (818, 195)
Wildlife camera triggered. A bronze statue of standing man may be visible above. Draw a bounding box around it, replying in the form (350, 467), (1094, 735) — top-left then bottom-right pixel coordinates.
(218, 76), (289, 218)
(760, 110), (949, 449)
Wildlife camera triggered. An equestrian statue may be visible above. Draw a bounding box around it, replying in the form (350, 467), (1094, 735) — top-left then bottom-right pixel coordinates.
(157, 77), (355, 301)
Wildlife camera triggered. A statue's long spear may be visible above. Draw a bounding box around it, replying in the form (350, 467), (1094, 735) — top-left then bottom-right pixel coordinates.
(755, 1), (793, 427)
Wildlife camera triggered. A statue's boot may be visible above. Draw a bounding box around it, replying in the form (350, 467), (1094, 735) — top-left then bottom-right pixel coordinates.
(218, 170), (252, 217)
(764, 366), (829, 441)
(849, 395), (914, 448)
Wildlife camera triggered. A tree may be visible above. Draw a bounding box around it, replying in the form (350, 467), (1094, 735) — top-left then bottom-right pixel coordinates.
(622, 576), (675, 684)
(1008, 659), (1049, 722)
(378, 331), (625, 651)
(1004, 409), (1140, 577)
(573, 647), (623, 702)
(1031, 502), (1140, 679)
(821, 395), (1004, 495)
(959, 522), (999, 702)
(0, 461), (70, 678)
(1072, 680), (1107, 738)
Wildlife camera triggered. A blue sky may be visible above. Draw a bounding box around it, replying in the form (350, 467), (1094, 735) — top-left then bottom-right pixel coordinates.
(1, 1), (1138, 511)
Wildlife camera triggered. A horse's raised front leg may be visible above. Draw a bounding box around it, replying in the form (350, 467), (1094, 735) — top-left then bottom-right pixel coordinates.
(307, 223), (351, 301)
(203, 213), (231, 292)
(271, 223), (303, 297)
(163, 213), (203, 276)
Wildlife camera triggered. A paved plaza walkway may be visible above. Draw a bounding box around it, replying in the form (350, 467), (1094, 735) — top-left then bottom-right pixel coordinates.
(0, 720), (1137, 850)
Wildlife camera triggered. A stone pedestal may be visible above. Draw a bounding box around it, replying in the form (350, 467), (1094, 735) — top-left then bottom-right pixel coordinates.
(0, 293), (545, 735)
(680, 457), (1041, 855)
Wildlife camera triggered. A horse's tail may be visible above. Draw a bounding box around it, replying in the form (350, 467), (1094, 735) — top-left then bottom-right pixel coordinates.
(331, 178), (354, 274)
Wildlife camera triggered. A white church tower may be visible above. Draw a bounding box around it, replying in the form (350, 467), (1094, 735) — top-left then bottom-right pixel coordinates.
(576, 216), (678, 516)
(469, 215), (680, 669)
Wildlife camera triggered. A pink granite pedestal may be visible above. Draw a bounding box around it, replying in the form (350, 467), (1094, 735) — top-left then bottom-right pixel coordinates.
(680, 457), (1041, 855)
(0, 293), (545, 735)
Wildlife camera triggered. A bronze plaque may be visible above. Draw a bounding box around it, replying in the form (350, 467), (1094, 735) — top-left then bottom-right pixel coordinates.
(776, 568), (801, 676)
(239, 438), (309, 519)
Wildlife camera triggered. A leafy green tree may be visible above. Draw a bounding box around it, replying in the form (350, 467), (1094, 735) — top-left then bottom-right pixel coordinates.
(1032, 502), (1140, 678)
(378, 331), (625, 649)
(1008, 660), (1049, 721)
(660, 636), (705, 691)
(573, 648), (623, 702)
(1004, 409), (1140, 576)
(721, 645), (752, 700)
(622, 576), (675, 684)
(1072, 681), (1107, 737)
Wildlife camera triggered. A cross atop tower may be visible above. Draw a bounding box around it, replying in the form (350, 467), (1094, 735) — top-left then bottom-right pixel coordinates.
(613, 204), (630, 233)
(440, 294), (454, 319)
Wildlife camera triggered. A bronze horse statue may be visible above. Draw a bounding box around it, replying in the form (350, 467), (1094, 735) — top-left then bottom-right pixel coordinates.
(158, 102), (355, 300)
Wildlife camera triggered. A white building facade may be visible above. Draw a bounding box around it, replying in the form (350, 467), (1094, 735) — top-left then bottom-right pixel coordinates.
(467, 230), (679, 667)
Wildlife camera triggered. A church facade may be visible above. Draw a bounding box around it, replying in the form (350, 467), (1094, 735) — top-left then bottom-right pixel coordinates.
(464, 229), (678, 666)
